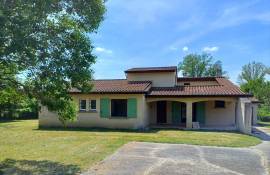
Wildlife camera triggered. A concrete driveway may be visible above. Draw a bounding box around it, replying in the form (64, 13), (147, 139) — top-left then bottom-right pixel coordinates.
(84, 141), (269, 175)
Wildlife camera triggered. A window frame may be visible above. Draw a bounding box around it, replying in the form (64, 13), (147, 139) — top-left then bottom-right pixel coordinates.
(111, 99), (128, 118)
(214, 100), (226, 108)
(79, 99), (87, 111)
(89, 99), (97, 111)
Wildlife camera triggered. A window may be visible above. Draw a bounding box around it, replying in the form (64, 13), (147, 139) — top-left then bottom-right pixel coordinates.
(111, 99), (127, 117)
(89, 100), (96, 110)
(184, 82), (190, 86)
(79, 100), (86, 111)
(215, 101), (225, 108)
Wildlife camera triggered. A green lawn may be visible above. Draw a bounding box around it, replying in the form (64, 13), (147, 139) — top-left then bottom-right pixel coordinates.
(258, 121), (270, 128)
(0, 120), (261, 175)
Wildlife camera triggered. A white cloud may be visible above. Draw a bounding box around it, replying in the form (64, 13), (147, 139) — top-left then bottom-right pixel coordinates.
(169, 46), (189, 52)
(182, 46), (189, 52)
(202, 46), (219, 52)
(108, 0), (172, 27)
(170, 0), (270, 47)
(94, 47), (113, 54)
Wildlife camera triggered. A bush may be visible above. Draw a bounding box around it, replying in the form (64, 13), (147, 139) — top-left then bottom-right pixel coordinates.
(258, 105), (270, 117)
(0, 98), (38, 120)
(259, 116), (270, 122)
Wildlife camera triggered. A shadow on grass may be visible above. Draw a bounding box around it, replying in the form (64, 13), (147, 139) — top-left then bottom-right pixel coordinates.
(0, 120), (21, 123)
(0, 159), (80, 175)
(36, 126), (243, 135)
(36, 126), (160, 133)
(258, 122), (270, 127)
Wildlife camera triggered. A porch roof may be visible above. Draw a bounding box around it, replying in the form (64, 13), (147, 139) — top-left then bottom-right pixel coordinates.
(147, 77), (251, 97)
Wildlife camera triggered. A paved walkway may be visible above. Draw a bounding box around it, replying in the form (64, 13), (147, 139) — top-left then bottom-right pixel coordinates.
(252, 126), (270, 175)
(83, 127), (270, 175)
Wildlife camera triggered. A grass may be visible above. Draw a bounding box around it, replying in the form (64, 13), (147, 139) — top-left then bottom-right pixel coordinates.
(0, 120), (261, 174)
(258, 121), (270, 128)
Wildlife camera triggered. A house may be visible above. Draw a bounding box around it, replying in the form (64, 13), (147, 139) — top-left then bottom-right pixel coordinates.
(39, 66), (258, 134)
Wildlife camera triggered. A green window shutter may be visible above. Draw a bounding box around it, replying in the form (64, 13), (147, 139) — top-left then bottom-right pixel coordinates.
(172, 102), (181, 124)
(196, 102), (205, 124)
(100, 98), (110, 118)
(127, 98), (137, 118)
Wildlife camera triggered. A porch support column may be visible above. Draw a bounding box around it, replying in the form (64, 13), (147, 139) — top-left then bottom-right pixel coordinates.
(186, 102), (193, 129)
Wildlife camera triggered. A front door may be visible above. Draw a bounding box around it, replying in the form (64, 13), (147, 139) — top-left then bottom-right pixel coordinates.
(157, 101), (167, 123)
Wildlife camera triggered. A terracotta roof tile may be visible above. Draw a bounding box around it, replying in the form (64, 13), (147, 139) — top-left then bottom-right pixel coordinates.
(69, 79), (151, 94)
(69, 77), (251, 97)
(177, 77), (220, 82)
(148, 77), (251, 97)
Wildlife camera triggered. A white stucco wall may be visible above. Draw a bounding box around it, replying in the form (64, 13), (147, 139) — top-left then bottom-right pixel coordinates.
(126, 72), (176, 87)
(236, 98), (253, 134)
(39, 94), (147, 129)
(205, 101), (236, 127)
(39, 94), (253, 133)
(252, 104), (258, 125)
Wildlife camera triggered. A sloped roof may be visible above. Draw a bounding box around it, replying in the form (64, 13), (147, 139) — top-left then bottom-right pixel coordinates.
(177, 77), (220, 82)
(125, 66), (177, 73)
(148, 77), (251, 97)
(69, 79), (151, 94)
(250, 97), (261, 103)
(69, 77), (251, 97)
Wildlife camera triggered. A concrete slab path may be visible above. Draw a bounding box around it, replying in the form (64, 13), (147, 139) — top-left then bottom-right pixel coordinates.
(83, 141), (269, 175)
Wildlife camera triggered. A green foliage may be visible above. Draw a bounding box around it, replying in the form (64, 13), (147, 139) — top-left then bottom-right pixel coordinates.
(240, 79), (264, 97)
(258, 110), (270, 120)
(239, 62), (270, 117)
(238, 61), (269, 84)
(207, 60), (226, 77)
(0, 0), (105, 124)
(0, 88), (38, 118)
(57, 100), (78, 126)
(178, 53), (226, 77)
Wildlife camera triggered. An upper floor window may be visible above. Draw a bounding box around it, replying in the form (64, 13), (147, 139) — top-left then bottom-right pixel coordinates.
(184, 82), (190, 86)
(215, 101), (225, 108)
(79, 99), (87, 111)
(89, 99), (97, 110)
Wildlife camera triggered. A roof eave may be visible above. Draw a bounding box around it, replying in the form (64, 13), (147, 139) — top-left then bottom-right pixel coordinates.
(125, 70), (177, 73)
(69, 91), (148, 95)
(145, 94), (253, 98)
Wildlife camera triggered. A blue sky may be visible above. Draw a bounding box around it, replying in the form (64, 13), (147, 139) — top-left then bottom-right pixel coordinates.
(91, 0), (270, 83)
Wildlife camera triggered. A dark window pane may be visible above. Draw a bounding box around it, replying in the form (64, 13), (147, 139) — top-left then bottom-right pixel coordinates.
(111, 99), (127, 117)
(80, 100), (86, 110)
(90, 100), (96, 110)
(215, 101), (225, 108)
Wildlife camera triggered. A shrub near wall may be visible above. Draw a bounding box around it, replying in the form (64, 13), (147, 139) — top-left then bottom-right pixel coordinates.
(259, 116), (270, 122)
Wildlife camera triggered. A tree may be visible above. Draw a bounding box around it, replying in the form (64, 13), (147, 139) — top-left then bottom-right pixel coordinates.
(238, 61), (269, 84)
(258, 82), (270, 117)
(240, 78), (264, 97)
(0, 0), (106, 124)
(178, 53), (226, 77)
(239, 62), (270, 117)
(207, 60), (227, 77)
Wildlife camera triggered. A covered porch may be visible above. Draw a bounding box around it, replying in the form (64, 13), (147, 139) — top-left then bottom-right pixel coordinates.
(146, 97), (237, 130)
